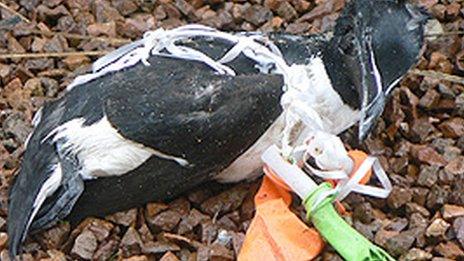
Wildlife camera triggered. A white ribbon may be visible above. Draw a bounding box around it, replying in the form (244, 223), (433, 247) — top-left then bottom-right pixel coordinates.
(64, 24), (392, 203)
(334, 156), (392, 201)
(67, 24), (291, 91)
(297, 131), (392, 202)
(261, 145), (392, 212)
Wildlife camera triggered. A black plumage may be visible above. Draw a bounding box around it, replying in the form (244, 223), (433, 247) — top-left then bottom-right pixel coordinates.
(7, 0), (428, 258)
(323, 0), (428, 139)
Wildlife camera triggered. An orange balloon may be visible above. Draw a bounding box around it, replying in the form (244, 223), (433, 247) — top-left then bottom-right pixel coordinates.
(347, 150), (372, 185)
(239, 176), (324, 261)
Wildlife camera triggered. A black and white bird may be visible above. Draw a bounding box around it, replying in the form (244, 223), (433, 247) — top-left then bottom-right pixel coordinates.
(8, 0), (427, 257)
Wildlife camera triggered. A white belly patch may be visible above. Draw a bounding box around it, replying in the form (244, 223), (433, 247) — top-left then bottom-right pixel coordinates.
(45, 116), (188, 179)
(214, 114), (286, 183)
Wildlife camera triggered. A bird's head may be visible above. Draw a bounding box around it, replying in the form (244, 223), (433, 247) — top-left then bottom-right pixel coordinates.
(322, 0), (428, 140)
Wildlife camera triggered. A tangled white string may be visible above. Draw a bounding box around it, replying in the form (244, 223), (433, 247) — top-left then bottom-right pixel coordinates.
(67, 25), (321, 156)
(67, 24), (391, 202)
(67, 25), (292, 90)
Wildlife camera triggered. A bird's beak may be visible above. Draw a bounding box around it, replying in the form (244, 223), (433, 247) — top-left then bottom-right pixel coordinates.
(355, 31), (386, 141)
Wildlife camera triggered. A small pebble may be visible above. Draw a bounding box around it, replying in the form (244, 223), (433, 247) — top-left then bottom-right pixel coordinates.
(426, 218), (450, 238)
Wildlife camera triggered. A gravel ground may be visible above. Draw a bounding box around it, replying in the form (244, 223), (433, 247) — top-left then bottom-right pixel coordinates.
(1, 0), (464, 260)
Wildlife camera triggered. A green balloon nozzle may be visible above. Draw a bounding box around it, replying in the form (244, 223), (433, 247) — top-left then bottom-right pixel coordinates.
(304, 182), (395, 261)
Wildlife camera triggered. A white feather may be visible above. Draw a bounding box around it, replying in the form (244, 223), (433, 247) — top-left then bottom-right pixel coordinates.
(45, 116), (188, 179)
(27, 164), (62, 230)
(24, 107), (44, 148)
(32, 107), (43, 127)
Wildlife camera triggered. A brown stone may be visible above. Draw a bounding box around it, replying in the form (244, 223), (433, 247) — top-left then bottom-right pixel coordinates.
(87, 21), (117, 37)
(43, 35), (68, 53)
(197, 244), (234, 261)
(434, 241), (464, 259)
(121, 227), (144, 256)
(71, 230), (98, 260)
(177, 208), (210, 234)
(353, 202), (374, 224)
(385, 218), (409, 232)
(39, 222), (70, 250)
(291, 0), (311, 13)
(276, 1), (298, 21)
(243, 5), (273, 26)
(419, 88), (440, 109)
(160, 251), (180, 261)
(374, 229), (399, 248)
(296, 0), (344, 22)
(383, 231), (415, 257)
(4, 78), (32, 113)
(429, 52), (451, 72)
(445, 156), (464, 175)
(141, 241), (180, 255)
(63, 55), (91, 71)
(401, 248), (432, 261)
(24, 78), (44, 96)
(417, 165), (439, 188)
(260, 16), (284, 31)
(163, 3), (182, 18)
(406, 202), (431, 217)
(122, 256), (149, 261)
(80, 218), (114, 242)
(426, 218), (450, 237)
(387, 186), (412, 209)
(8, 35), (26, 54)
(161, 18), (185, 30)
(0, 233), (8, 250)
(285, 22), (312, 34)
(217, 215), (238, 231)
(112, 0), (140, 16)
(43, 250), (66, 261)
(154, 5), (168, 20)
(200, 221), (218, 244)
(445, 2), (461, 18)
(170, 198), (191, 216)
(93, 238), (119, 261)
(175, 0), (197, 19)
(264, 0), (281, 11)
(149, 210), (182, 231)
(442, 146), (461, 162)
(146, 202), (168, 218)
(439, 118), (464, 138)
(3, 112), (32, 144)
(411, 145), (447, 167)
(138, 223), (153, 243)
(0, 63), (11, 79)
(119, 14), (156, 38)
(106, 208), (137, 226)
(454, 217), (464, 249)
(39, 69), (69, 79)
(442, 204), (464, 220)
(201, 184), (249, 216)
(231, 232), (245, 256)
(93, 0), (124, 22)
(409, 213), (428, 229)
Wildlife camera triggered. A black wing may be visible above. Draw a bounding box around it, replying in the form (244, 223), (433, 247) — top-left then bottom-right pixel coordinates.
(67, 55), (284, 222)
(104, 55), (284, 165)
